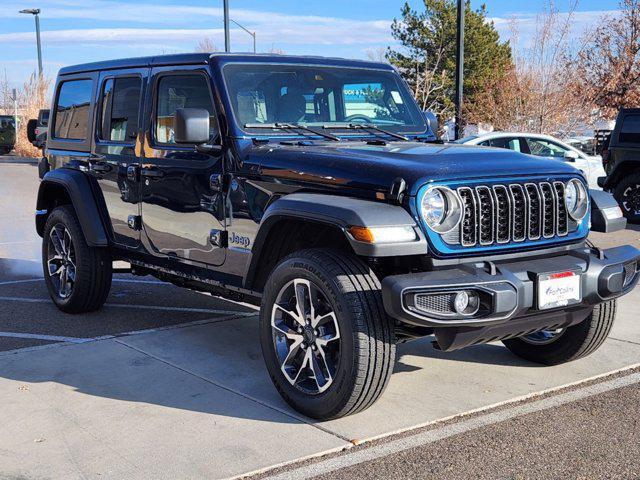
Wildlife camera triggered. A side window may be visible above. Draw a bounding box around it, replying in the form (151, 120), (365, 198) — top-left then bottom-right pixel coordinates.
(155, 74), (217, 144)
(54, 79), (93, 140)
(482, 137), (521, 152)
(525, 138), (566, 158)
(99, 77), (142, 142)
(620, 114), (640, 144)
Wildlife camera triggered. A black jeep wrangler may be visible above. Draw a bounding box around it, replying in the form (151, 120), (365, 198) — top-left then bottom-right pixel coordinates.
(601, 108), (640, 222)
(36, 54), (640, 419)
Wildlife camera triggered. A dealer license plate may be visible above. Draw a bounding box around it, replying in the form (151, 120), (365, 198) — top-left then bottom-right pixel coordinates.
(538, 271), (581, 310)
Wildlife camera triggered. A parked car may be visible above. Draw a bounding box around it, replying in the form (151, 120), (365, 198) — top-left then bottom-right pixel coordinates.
(599, 109), (640, 222)
(454, 132), (605, 189)
(36, 53), (639, 420)
(0, 115), (16, 155)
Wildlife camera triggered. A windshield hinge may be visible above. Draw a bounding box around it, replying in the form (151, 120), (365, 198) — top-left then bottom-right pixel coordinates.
(388, 177), (407, 204)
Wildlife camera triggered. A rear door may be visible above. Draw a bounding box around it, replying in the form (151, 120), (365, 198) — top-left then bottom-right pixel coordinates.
(91, 68), (148, 249)
(139, 66), (226, 266)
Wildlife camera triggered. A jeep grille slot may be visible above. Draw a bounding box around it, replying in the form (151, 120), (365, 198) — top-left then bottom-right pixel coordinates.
(476, 186), (494, 245)
(454, 180), (578, 248)
(540, 182), (556, 238)
(458, 187), (477, 246)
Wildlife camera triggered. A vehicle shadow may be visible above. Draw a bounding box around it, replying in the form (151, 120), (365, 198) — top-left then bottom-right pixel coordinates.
(0, 258), (43, 280)
(393, 336), (542, 373)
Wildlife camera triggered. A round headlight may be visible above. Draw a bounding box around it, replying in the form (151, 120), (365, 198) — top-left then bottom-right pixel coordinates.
(565, 179), (588, 221)
(422, 188), (446, 227)
(420, 186), (463, 233)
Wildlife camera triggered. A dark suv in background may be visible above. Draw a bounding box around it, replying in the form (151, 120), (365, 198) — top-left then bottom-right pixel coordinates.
(0, 115), (16, 155)
(35, 53), (639, 419)
(601, 108), (640, 222)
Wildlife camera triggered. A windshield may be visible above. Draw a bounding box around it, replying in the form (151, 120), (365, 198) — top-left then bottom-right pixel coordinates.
(222, 63), (427, 136)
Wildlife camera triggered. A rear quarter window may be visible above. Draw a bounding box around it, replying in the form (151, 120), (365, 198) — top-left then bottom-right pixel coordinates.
(619, 114), (640, 144)
(53, 79), (93, 140)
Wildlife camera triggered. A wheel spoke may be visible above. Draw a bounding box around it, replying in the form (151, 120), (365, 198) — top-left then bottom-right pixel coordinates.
(273, 303), (305, 328)
(272, 321), (304, 342)
(310, 346), (332, 391)
(281, 340), (307, 384)
(293, 279), (315, 324)
(49, 227), (64, 256)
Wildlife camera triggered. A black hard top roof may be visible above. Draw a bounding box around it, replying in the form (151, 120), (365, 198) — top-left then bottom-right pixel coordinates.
(58, 53), (395, 76)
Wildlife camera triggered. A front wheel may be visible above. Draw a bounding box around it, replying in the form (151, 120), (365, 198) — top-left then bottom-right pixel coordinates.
(502, 301), (616, 365)
(260, 249), (395, 420)
(42, 205), (113, 313)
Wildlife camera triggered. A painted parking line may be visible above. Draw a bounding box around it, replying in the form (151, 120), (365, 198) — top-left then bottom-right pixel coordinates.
(261, 368), (640, 480)
(0, 296), (255, 316)
(0, 331), (88, 343)
(0, 313), (250, 357)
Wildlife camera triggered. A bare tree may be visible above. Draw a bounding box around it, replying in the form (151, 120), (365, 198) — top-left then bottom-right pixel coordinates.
(468, 1), (592, 135)
(570, 0), (640, 117)
(13, 73), (52, 157)
(195, 37), (218, 53)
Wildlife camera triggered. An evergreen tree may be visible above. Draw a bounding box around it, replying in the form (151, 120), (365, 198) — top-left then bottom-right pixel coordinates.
(388, 0), (512, 122)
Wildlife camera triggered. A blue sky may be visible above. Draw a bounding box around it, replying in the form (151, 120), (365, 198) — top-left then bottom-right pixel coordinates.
(0, 0), (623, 88)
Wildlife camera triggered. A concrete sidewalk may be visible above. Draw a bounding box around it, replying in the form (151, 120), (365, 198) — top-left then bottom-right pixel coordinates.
(1, 294), (639, 479)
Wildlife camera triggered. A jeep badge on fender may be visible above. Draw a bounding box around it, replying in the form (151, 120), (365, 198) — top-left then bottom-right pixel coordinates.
(35, 53), (640, 420)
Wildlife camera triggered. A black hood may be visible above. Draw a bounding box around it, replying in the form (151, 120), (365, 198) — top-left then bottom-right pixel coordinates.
(245, 140), (582, 196)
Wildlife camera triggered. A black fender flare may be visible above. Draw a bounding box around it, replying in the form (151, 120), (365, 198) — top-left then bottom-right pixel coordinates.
(244, 193), (427, 288)
(36, 169), (109, 247)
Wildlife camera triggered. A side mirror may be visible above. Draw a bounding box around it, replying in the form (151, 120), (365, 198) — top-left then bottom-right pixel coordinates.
(422, 110), (439, 138)
(26, 119), (37, 143)
(173, 108), (211, 144)
(564, 150), (580, 162)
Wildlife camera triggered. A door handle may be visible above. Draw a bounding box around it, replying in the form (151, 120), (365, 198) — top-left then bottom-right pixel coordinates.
(141, 167), (164, 178)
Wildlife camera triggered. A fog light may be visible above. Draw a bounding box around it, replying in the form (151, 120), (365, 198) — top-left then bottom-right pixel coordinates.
(454, 290), (480, 315)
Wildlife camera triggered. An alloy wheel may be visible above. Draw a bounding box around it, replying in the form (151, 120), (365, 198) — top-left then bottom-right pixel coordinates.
(521, 328), (565, 345)
(47, 224), (76, 299)
(622, 184), (640, 215)
(270, 278), (341, 394)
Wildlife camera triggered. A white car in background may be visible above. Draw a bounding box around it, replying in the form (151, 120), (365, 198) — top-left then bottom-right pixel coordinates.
(454, 133), (605, 189)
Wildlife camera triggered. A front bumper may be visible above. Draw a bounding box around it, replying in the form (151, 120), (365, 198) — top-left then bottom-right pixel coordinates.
(382, 245), (640, 350)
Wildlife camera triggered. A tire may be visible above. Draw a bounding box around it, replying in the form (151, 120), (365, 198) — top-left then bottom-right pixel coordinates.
(613, 173), (640, 224)
(42, 205), (112, 313)
(502, 301), (616, 365)
(0, 147), (9, 155)
(260, 249), (396, 420)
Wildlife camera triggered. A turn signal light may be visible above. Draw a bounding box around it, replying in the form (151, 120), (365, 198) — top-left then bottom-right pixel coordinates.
(348, 225), (417, 244)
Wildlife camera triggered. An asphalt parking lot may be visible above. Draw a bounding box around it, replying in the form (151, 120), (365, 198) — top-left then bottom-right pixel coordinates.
(1, 156), (640, 479)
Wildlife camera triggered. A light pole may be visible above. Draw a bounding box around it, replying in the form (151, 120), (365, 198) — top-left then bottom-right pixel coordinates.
(19, 8), (43, 77)
(454, 0), (464, 140)
(230, 19), (256, 53)
(223, 0), (230, 52)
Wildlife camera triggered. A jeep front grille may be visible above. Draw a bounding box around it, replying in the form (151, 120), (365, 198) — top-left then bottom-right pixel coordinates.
(456, 181), (571, 247)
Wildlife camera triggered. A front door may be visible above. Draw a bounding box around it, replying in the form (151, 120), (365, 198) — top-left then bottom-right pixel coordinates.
(140, 67), (226, 266)
(92, 69), (147, 249)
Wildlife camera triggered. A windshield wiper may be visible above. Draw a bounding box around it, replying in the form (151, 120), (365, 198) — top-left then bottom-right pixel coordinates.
(322, 123), (409, 141)
(244, 122), (341, 142)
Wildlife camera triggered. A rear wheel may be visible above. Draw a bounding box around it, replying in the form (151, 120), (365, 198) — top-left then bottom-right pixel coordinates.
(42, 206), (112, 313)
(502, 301), (616, 365)
(260, 249), (395, 420)
(613, 173), (640, 223)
